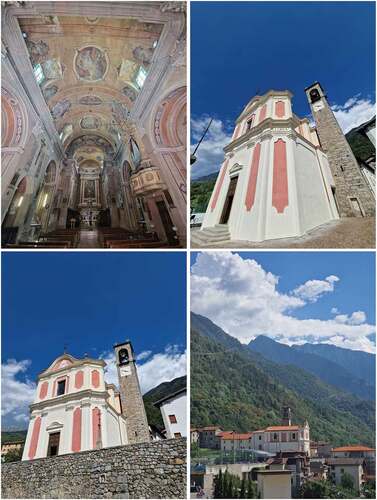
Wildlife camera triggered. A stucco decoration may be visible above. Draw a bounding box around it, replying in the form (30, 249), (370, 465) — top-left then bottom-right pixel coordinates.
(79, 95), (102, 106)
(42, 85), (58, 101)
(122, 85), (137, 102)
(26, 40), (49, 64)
(51, 99), (71, 119)
(74, 46), (108, 82)
(80, 116), (102, 129)
(132, 46), (153, 66)
(1, 88), (24, 147)
(154, 87), (186, 147)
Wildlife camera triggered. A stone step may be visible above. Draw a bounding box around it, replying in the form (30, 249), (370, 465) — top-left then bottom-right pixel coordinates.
(191, 226), (231, 246)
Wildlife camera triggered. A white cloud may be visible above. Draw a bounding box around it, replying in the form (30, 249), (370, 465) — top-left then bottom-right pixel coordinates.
(331, 307), (339, 314)
(136, 350), (152, 361)
(102, 345), (186, 394)
(191, 252), (375, 353)
(191, 116), (233, 178)
(292, 275), (339, 302)
(1, 359), (36, 428)
(331, 95), (375, 134)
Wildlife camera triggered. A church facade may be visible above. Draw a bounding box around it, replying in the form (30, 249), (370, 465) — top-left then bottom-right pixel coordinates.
(200, 85), (375, 244)
(22, 340), (149, 460)
(1, 2), (186, 248)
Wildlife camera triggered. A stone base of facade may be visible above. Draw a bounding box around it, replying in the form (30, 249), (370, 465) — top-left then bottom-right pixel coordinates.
(2, 438), (187, 499)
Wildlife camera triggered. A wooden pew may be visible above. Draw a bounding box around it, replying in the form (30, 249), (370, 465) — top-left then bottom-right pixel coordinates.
(107, 240), (168, 249)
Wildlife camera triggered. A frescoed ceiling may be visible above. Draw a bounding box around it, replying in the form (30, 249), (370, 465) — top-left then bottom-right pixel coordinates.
(18, 15), (163, 163)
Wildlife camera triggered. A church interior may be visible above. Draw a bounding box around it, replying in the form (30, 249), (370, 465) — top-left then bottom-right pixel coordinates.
(1, 1), (186, 248)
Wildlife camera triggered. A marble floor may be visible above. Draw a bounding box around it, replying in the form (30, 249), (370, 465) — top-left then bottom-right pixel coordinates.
(78, 230), (100, 248)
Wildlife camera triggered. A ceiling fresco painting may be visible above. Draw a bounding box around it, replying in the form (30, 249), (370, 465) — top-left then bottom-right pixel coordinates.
(18, 14), (164, 159)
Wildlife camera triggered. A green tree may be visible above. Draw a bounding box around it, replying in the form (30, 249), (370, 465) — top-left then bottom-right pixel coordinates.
(362, 479), (376, 499)
(3, 446), (23, 463)
(340, 472), (355, 492)
(300, 479), (333, 498)
(214, 469), (223, 499)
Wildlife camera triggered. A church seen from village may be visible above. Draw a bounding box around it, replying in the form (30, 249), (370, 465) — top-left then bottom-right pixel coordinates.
(22, 341), (150, 460)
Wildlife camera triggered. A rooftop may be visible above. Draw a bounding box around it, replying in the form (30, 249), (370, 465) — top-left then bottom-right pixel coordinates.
(332, 445), (375, 453)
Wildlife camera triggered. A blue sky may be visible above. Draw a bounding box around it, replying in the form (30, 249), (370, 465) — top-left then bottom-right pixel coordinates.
(191, 251), (376, 351)
(191, 1), (376, 178)
(2, 252), (186, 429)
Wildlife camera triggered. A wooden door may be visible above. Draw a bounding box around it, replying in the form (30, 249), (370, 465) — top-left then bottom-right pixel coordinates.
(220, 176), (239, 224)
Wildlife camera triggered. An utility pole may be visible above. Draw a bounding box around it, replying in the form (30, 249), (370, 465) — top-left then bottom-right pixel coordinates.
(190, 118), (213, 165)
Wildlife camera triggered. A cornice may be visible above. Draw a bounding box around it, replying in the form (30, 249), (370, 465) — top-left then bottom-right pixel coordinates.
(30, 389), (109, 412)
(38, 358), (106, 380)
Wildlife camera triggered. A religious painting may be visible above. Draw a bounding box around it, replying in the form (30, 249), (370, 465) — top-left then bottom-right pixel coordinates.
(133, 46), (153, 66)
(80, 116), (102, 130)
(26, 39), (49, 64)
(118, 59), (138, 83)
(42, 59), (63, 80)
(79, 95), (102, 106)
(84, 180), (96, 199)
(74, 46), (108, 82)
(122, 85), (137, 102)
(42, 85), (58, 101)
(51, 99), (71, 119)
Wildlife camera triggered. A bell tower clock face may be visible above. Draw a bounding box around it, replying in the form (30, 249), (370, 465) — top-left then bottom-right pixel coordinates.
(118, 348), (129, 366)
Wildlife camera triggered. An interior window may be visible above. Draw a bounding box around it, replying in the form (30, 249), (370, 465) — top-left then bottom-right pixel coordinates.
(57, 379), (66, 396)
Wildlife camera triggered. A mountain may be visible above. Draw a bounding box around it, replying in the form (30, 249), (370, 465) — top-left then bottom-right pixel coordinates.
(191, 312), (375, 447)
(1, 430), (27, 443)
(143, 375), (186, 431)
(346, 120), (375, 162)
(249, 335), (374, 400)
(294, 342), (375, 386)
(190, 174), (218, 213)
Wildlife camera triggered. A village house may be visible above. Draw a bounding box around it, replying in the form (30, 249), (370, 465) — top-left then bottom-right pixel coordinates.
(327, 457), (365, 493)
(219, 432), (253, 453)
(154, 387), (187, 439)
(198, 426), (223, 449)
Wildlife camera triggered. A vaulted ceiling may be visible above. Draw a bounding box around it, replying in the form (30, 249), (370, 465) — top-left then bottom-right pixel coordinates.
(18, 14), (163, 161)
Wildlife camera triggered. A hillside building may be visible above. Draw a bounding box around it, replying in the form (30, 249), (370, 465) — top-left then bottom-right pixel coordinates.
(327, 458), (365, 493)
(154, 387), (187, 439)
(22, 340), (149, 461)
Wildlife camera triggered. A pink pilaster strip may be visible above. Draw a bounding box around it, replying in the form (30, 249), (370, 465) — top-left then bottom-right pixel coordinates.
(232, 123), (240, 140)
(210, 160), (229, 211)
(272, 139), (289, 213)
(92, 407), (101, 448)
(259, 104), (267, 123)
(275, 101), (285, 118)
(39, 381), (48, 400)
(245, 143), (261, 211)
(72, 407), (82, 452)
(28, 416), (41, 459)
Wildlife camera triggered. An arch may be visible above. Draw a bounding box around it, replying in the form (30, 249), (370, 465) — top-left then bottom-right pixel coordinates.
(153, 86), (186, 148)
(1, 87), (28, 149)
(122, 160), (133, 181)
(44, 160), (57, 185)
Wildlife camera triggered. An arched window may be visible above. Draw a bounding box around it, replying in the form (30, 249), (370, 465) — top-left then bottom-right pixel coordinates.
(129, 138), (141, 169)
(44, 161), (56, 184)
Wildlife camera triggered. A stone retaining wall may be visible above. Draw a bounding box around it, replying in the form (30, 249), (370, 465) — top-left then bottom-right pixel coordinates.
(1, 437), (187, 499)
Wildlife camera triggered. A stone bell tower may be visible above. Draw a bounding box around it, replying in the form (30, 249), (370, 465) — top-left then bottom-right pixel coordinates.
(114, 340), (150, 444)
(305, 82), (375, 217)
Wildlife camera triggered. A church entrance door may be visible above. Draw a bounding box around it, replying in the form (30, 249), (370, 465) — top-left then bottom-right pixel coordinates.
(220, 176), (239, 224)
(47, 432), (60, 456)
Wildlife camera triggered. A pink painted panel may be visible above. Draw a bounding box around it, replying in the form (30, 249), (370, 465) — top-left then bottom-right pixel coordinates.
(28, 416), (41, 459)
(75, 370), (84, 389)
(272, 139), (289, 213)
(210, 160), (229, 212)
(275, 101), (285, 118)
(92, 407), (101, 448)
(91, 370), (100, 388)
(259, 104), (267, 123)
(71, 407), (82, 452)
(39, 381), (48, 400)
(245, 143), (261, 211)
(232, 123), (240, 140)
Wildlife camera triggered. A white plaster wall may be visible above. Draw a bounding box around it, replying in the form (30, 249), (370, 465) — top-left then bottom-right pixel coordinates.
(257, 473), (292, 499)
(106, 408), (122, 448)
(295, 140), (334, 232)
(160, 393), (187, 439)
